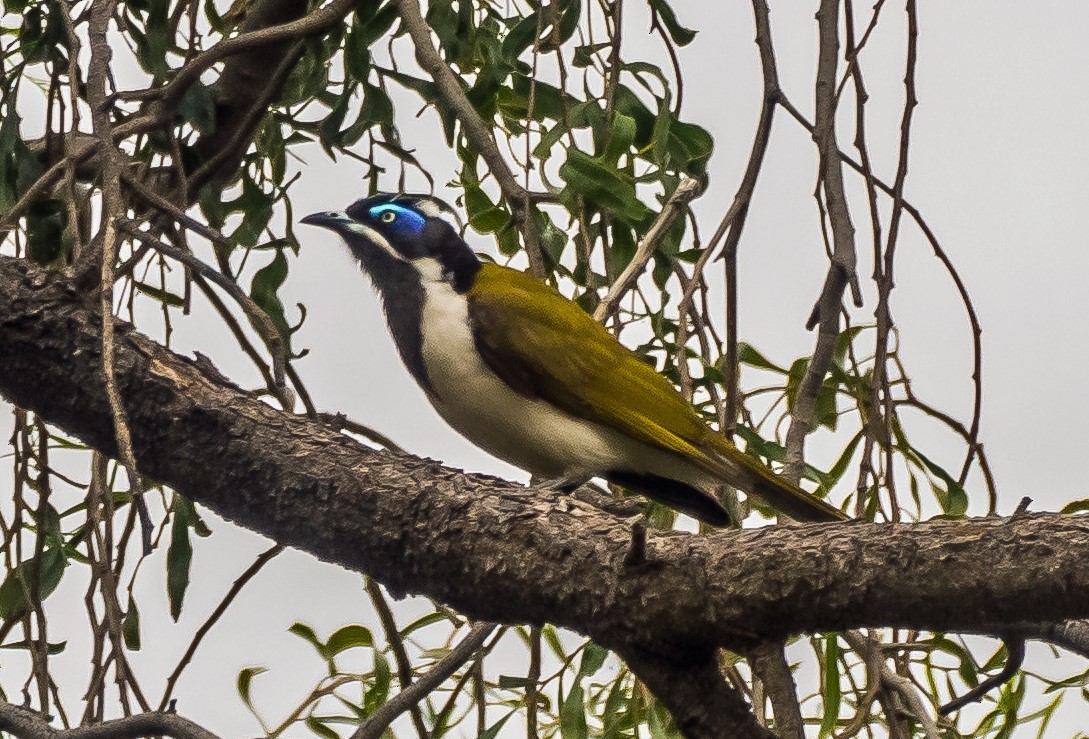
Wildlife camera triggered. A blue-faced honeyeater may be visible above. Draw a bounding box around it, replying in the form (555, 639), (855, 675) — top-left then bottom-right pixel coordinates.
(302, 193), (844, 526)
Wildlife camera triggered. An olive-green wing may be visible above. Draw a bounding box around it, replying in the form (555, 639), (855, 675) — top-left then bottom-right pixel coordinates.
(468, 263), (847, 523)
(468, 263), (712, 463)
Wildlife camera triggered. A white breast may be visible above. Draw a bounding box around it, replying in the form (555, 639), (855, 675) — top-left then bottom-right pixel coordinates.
(414, 259), (633, 479)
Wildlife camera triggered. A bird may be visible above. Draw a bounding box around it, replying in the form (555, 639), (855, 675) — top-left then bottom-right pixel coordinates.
(301, 193), (845, 526)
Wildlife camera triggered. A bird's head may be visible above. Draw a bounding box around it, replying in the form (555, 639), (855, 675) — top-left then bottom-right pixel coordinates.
(302, 193), (479, 292)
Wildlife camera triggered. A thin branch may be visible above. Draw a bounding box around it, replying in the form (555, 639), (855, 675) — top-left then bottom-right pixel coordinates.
(350, 622), (497, 739)
(842, 632), (940, 739)
(938, 635), (1024, 715)
(747, 643), (804, 739)
(393, 0), (548, 275)
(775, 96), (986, 504)
(709, 0), (782, 428)
(115, 221), (293, 410)
(364, 577), (429, 739)
(158, 543), (284, 709)
(592, 178), (700, 323)
(783, 0), (860, 485)
(128, 0), (358, 109)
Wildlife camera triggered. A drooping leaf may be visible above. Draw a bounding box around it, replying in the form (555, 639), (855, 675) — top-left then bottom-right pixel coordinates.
(326, 624), (374, 656)
(123, 599), (142, 650)
(0, 547), (67, 622)
(167, 500), (195, 621)
(647, 0), (697, 46)
(237, 666), (267, 712)
(363, 651), (391, 715)
(250, 248), (291, 340)
(560, 682), (588, 739)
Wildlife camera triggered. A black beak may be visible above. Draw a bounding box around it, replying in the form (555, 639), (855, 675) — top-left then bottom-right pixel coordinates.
(300, 211), (347, 229)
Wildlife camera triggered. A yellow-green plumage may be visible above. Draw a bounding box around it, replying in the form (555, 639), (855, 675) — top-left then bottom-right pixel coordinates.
(468, 263), (845, 524)
(303, 193), (845, 526)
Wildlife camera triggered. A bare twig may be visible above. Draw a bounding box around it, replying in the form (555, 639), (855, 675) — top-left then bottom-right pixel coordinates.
(776, 96), (986, 505)
(115, 221), (294, 410)
(938, 636), (1024, 715)
(592, 178), (700, 323)
(159, 544), (284, 709)
(783, 0), (860, 484)
(842, 632), (939, 739)
(708, 0), (783, 427)
(350, 622), (497, 739)
(364, 577), (430, 739)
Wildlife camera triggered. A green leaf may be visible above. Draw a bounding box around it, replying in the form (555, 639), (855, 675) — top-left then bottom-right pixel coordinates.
(815, 379), (839, 430)
(668, 120), (714, 176)
(360, 84), (394, 128)
(0, 639), (67, 654)
(123, 599), (141, 650)
(647, 0), (697, 46)
(560, 149), (650, 225)
(816, 430), (864, 495)
(305, 716), (340, 739)
(289, 622), (326, 656)
(464, 184), (509, 234)
(1060, 499), (1089, 514)
(573, 42), (609, 68)
(498, 675), (536, 689)
(167, 501), (194, 621)
(237, 666), (267, 712)
(354, 2), (398, 48)
(250, 249), (291, 340)
(344, 27), (371, 82)
(397, 611), (447, 637)
(601, 113), (637, 165)
(0, 547), (67, 622)
(26, 198), (67, 265)
(134, 281), (185, 307)
(560, 683), (588, 739)
(541, 624), (567, 661)
(230, 176), (274, 247)
(736, 343), (787, 373)
(502, 13), (540, 59)
(326, 624), (374, 656)
(180, 82), (216, 135)
(578, 642), (608, 677)
(912, 448), (969, 516)
(478, 712), (515, 739)
(363, 651), (391, 715)
(819, 635), (842, 737)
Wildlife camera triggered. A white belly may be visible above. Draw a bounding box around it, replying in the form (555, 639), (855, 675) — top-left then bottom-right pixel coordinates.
(417, 273), (613, 477)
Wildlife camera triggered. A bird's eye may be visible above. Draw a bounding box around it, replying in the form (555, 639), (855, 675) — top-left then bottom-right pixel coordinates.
(380, 210), (397, 223)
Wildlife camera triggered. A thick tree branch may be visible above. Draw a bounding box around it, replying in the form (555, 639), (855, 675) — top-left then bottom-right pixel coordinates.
(0, 700), (220, 739)
(3, 255), (1089, 656)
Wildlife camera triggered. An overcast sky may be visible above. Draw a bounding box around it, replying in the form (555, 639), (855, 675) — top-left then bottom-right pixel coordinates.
(4, 1), (1089, 735)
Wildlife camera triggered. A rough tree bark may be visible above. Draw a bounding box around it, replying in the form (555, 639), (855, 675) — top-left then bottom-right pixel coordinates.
(2, 253), (1089, 734)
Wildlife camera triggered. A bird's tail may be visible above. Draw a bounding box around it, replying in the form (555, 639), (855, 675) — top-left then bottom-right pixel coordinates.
(703, 436), (848, 523)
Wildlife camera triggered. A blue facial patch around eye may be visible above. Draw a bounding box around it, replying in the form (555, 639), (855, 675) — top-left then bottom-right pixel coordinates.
(368, 203), (427, 237)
